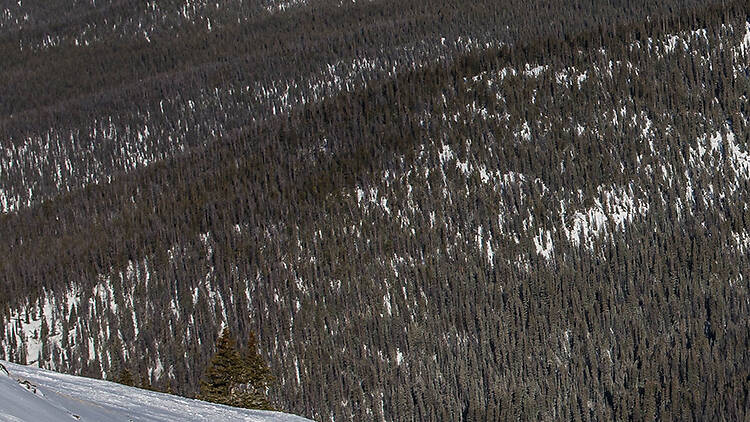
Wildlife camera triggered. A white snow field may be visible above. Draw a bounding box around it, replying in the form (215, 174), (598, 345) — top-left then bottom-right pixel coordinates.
(0, 361), (312, 422)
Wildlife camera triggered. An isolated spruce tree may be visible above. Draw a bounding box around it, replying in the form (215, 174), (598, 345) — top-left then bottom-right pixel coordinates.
(199, 329), (274, 410)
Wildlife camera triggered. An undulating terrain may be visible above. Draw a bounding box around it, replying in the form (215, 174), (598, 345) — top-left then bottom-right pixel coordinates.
(1, 0), (749, 420)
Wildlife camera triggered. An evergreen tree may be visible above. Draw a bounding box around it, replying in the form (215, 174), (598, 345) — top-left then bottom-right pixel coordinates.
(115, 368), (135, 387)
(199, 329), (274, 410)
(199, 329), (243, 405)
(232, 332), (275, 410)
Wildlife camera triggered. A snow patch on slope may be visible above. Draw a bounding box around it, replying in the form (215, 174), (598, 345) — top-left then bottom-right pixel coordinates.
(562, 185), (649, 249)
(742, 21), (750, 54)
(0, 361), (312, 422)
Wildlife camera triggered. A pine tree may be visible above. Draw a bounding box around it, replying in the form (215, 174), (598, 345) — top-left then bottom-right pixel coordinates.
(115, 368), (135, 387)
(199, 329), (242, 405)
(232, 331), (275, 410)
(199, 329), (274, 410)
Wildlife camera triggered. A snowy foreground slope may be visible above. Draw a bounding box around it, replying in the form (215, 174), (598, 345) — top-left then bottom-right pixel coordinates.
(0, 361), (312, 422)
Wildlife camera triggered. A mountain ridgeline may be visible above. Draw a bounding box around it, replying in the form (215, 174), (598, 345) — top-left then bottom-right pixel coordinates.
(1, 0), (750, 420)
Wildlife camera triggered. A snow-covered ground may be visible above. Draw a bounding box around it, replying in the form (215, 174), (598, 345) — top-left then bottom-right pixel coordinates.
(0, 361), (312, 422)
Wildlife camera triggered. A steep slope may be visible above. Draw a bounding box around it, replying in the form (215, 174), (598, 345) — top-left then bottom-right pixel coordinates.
(0, 0), (715, 213)
(0, 361), (311, 422)
(1, 1), (750, 421)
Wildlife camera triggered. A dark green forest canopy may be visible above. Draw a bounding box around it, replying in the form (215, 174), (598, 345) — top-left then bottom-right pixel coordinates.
(1, 0), (745, 305)
(1, 0), (749, 420)
(0, 0), (726, 120)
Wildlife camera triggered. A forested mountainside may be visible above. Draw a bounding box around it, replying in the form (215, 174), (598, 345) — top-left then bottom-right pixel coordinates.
(1, 0), (750, 420)
(0, 0), (713, 212)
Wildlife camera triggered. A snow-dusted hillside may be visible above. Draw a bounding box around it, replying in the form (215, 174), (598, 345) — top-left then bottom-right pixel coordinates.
(0, 361), (311, 422)
(2, 1), (749, 419)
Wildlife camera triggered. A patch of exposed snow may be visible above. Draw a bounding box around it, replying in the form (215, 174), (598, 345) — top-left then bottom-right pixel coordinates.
(534, 229), (554, 260)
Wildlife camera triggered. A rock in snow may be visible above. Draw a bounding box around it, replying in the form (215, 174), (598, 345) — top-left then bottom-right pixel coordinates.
(0, 361), (312, 422)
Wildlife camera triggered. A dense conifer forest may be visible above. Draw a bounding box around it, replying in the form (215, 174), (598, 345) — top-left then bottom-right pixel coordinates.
(1, 0), (749, 420)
